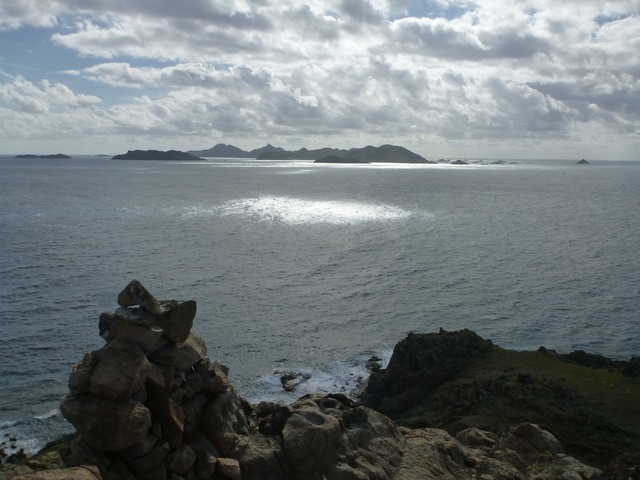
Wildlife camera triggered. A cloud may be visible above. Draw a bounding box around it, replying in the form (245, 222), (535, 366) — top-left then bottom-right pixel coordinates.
(0, 1), (59, 29)
(0, 76), (101, 113)
(0, 0), (639, 157)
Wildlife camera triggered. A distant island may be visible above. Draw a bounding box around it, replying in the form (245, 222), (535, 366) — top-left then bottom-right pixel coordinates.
(15, 153), (71, 159)
(188, 143), (432, 164)
(259, 144), (434, 163)
(577, 159), (589, 164)
(189, 143), (284, 158)
(112, 150), (202, 161)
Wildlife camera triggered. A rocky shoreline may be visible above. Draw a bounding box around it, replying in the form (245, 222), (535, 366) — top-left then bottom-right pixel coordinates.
(1, 282), (638, 479)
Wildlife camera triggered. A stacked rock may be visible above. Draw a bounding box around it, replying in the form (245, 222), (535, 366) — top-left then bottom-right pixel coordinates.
(60, 280), (248, 480)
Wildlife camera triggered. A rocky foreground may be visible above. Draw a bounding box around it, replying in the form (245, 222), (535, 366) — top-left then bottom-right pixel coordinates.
(2, 282), (639, 479)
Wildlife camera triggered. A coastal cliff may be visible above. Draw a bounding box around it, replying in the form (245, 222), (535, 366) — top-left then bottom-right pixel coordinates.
(2, 283), (639, 479)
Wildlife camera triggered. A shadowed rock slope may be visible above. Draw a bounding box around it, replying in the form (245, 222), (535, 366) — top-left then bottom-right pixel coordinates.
(362, 329), (640, 470)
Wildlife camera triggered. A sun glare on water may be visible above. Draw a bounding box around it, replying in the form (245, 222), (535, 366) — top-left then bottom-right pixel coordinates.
(208, 196), (413, 225)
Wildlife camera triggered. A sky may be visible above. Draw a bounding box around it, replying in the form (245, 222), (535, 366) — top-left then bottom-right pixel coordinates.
(0, 0), (639, 160)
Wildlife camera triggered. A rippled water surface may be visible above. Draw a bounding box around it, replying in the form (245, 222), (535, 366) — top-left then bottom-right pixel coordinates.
(1, 156), (638, 450)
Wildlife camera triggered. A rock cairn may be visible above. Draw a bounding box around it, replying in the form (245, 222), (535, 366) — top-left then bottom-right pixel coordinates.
(60, 280), (247, 480)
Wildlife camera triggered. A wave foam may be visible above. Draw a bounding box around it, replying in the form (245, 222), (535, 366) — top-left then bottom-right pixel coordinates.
(215, 196), (412, 225)
(245, 351), (393, 404)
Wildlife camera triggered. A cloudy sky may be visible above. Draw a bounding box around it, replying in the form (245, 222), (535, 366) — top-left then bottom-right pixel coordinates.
(1, 0), (639, 159)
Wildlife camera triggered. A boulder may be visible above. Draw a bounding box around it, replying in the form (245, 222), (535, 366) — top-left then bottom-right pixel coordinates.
(394, 428), (525, 480)
(148, 333), (207, 370)
(114, 307), (157, 327)
(199, 360), (230, 395)
(497, 422), (563, 463)
(99, 312), (164, 352)
(8, 466), (103, 480)
(157, 300), (197, 343)
(215, 458), (242, 480)
(88, 340), (150, 401)
(146, 390), (185, 449)
(164, 444), (196, 475)
(117, 279), (164, 315)
(236, 394), (405, 480)
(277, 370), (311, 392)
(60, 395), (151, 451)
(201, 391), (249, 456)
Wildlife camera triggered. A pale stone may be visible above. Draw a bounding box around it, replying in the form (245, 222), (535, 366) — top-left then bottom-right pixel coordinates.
(216, 458), (242, 480)
(9, 465), (103, 480)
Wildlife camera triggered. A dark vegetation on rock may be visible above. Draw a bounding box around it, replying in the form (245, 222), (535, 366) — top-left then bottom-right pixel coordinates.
(111, 150), (202, 161)
(2, 286), (638, 479)
(362, 329), (640, 470)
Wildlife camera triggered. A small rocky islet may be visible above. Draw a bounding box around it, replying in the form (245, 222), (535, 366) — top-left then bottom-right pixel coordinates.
(1, 281), (639, 479)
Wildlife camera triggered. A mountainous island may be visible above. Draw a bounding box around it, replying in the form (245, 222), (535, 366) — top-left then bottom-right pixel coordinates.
(15, 153), (71, 159)
(112, 150), (202, 161)
(257, 144), (434, 163)
(189, 144), (285, 158)
(189, 143), (433, 163)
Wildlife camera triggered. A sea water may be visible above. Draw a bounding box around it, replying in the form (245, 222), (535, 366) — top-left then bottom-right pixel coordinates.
(1, 156), (638, 452)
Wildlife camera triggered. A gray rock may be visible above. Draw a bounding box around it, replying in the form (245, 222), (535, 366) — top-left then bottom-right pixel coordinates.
(99, 312), (164, 352)
(114, 307), (157, 326)
(8, 465), (103, 480)
(147, 389), (185, 449)
(148, 334), (207, 370)
(60, 394), (151, 452)
(165, 445), (196, 475)
(201, 391), (249, 456)
(89, 340), (150, 401)
(125, 444), (170, 475)
(117, 279), (164, 315)
(497, 422), (564, 463)
(157, 300), (197, 343)
(215, 458), (242, 480)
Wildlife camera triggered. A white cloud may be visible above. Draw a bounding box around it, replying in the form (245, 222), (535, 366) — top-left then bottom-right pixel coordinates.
(0, 76), (101, 113)
(0, 0), (638, 158)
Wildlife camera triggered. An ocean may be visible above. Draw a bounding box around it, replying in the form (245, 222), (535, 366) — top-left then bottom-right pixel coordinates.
(1, 155), (638, 453)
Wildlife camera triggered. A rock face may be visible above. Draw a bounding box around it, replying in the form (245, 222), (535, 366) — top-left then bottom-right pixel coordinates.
(362, 329), (640, 469)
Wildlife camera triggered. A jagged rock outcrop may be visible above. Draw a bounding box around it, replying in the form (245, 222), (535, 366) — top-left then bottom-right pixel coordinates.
(362, 329), (640, 470)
